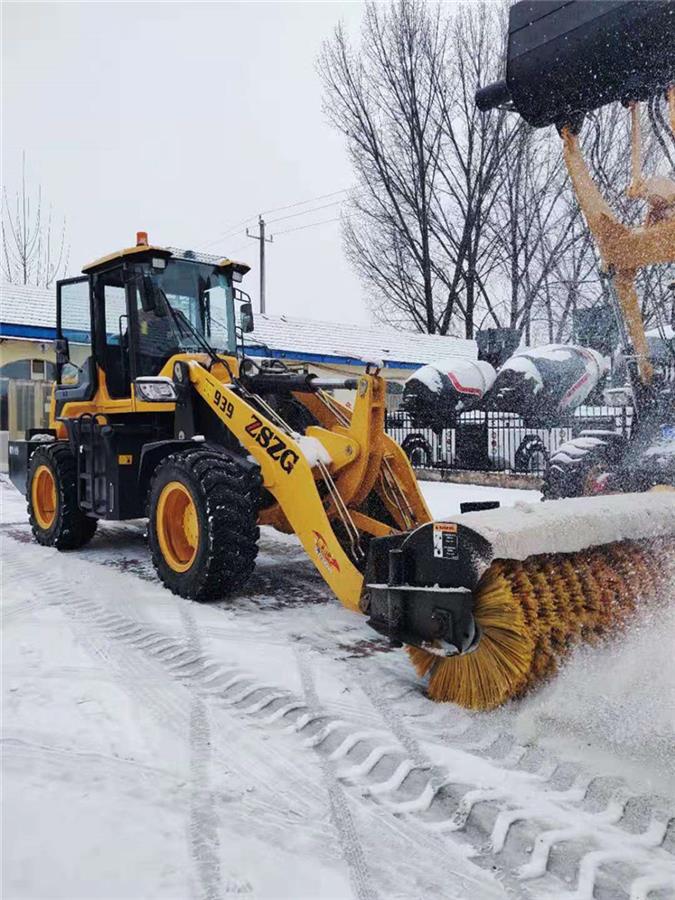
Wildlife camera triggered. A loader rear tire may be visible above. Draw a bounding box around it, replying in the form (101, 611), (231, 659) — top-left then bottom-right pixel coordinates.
(27, 443), (98, 550)
(544, 431), (623, 498)
(148, 448), (261, 602)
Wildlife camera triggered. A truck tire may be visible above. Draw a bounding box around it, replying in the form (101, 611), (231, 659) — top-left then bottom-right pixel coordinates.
(27, 443), (98, 549)
(401, 433), (433, 468)
(148, 448), (262, 601)
(514, 435), (548, 474)
(544, 432), (622, 498)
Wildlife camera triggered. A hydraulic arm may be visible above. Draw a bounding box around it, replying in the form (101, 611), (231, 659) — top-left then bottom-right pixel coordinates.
(187, 361), (431, 612)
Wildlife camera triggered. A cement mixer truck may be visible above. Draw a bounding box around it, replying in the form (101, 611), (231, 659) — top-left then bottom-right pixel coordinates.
(399, 343), (609, 473)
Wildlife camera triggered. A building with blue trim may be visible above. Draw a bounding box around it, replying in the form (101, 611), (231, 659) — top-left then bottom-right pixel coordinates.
(1, 279), (476, 380)
(0, 280), (476, 454)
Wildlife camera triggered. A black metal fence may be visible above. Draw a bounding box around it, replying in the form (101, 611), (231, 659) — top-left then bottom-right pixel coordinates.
(385, 405), (633, 477)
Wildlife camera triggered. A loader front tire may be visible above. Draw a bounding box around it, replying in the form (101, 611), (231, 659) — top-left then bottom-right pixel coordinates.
(27, 443), (97, 549)
(148, 449), (261, 602)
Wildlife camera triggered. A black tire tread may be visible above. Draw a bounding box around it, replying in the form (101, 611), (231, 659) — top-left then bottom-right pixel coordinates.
(27, 443), (98, 550)
(514, 435), (548, 474)
(544, 435), (611, 499)
(148, 448), (261, 602)
(401, 434), (433, 468)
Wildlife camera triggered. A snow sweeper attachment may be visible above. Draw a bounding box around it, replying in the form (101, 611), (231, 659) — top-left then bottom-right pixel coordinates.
(364, 494), (675, 710)
(435, 0), (675, 710)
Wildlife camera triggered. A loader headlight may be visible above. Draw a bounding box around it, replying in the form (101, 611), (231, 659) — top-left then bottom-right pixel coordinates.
(134, 377), (178, 402)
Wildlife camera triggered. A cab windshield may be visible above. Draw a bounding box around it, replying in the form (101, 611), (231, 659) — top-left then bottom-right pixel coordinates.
(140, 258), (236, 356)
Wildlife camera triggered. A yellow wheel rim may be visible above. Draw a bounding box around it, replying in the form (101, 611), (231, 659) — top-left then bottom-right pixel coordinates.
(32, 464), (57, 530)
(156, 481), (200, 573)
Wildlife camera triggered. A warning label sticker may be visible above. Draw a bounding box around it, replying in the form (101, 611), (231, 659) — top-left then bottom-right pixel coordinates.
(432, 522), (458, 559)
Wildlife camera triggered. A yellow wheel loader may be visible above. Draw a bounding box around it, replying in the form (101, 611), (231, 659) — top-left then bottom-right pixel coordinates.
(7, 228), (672, 710)
(8, 0), (675, 711)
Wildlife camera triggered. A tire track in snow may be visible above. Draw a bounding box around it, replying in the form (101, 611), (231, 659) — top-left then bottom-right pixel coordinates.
(179, 605), (224, 900)
(355, 672), (675, 899)
(9, 554), (194, 739)
(295, 648), (380, 900)
(4, 532), (674, 899)
(3, 546), (346, 892)
(1, 735), (187, 786)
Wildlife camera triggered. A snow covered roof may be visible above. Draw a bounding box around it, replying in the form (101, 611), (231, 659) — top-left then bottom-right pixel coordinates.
(1, 281), (56, 335)
(0, 281), (477, 369)
(245, 312), (476, 369)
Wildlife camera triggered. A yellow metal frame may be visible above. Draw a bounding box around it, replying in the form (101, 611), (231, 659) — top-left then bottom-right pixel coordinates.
(52, 335), (431, 611)
(49, 353), (238, 438)
(186, 362), (431, 611)
(561, 91), (675, 386)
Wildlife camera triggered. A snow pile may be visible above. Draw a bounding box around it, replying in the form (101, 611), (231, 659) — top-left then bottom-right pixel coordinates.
(447, 492), (675, 565)
(420, 481), (540, 518)
(512, 597), (675, 794)
(294, 434), (333, 468)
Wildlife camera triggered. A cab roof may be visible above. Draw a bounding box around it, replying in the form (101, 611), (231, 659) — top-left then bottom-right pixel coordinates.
(82, 239), (250, 277)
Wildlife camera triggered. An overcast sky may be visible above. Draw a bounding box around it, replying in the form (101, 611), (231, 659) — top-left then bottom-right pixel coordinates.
(2, 1), (370, 323)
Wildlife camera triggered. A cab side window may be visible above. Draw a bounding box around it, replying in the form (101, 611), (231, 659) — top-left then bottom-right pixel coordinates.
(58, 278), (92, 387)
(93, 268), (130, 399)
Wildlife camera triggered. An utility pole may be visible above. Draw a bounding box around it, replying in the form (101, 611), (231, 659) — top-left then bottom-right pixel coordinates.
(246, 216), (273, 314)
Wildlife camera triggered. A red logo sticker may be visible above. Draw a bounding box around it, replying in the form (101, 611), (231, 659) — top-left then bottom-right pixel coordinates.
(312, 531), (340, 573)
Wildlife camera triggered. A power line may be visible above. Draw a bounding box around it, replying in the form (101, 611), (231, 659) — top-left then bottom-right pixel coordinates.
(266, 199), (344, 225)
(201, 216), (258, 248)
(198, 187), (354, 250)
(272, 216), (341, 237)
(261, 188), (350, 217)
(198, 222), (253, 249)
(225, 240), (253, 257)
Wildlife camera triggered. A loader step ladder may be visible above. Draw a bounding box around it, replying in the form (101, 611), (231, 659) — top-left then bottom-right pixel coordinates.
(74, 414), (110, 516)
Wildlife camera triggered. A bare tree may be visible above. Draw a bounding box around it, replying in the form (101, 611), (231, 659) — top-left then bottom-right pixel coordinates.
(320, 1), (445, 332)
(322, 0), (673, 344)
(427, 1), (519, 338)
(2, 153), (70, 287)
(320, 0), (519, 337)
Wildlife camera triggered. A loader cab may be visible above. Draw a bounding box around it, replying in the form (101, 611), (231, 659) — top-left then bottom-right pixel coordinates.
(55, 237), (251, 407)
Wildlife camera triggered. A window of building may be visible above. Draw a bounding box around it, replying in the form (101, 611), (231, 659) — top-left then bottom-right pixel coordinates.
(31, 359), (46, 380)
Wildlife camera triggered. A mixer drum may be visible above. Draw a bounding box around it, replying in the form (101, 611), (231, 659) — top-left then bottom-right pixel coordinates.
(402, 359), (496, 430)
(487, 345), (608, 422)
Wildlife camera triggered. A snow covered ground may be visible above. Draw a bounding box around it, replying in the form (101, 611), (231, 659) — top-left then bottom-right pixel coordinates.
(2, 476), (674, 900)
(416, 479), (540, 519)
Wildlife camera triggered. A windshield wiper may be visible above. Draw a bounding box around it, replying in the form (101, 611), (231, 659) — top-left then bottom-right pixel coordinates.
(155, 286), (221, 369)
